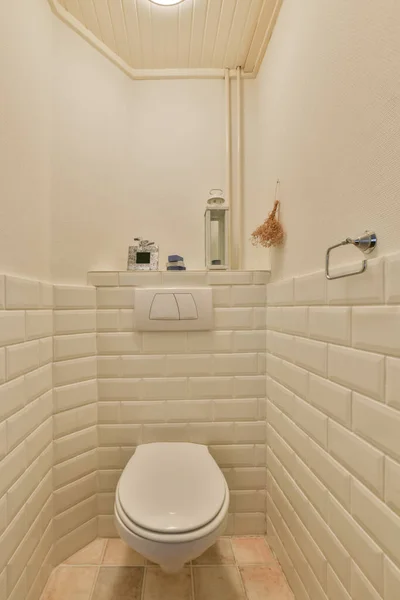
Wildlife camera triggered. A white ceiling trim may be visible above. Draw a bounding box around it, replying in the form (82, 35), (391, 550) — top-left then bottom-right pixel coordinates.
(48, 0), (281, 81)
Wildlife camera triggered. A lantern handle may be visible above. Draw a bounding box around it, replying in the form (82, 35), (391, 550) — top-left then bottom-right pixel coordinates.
(209, 189), (224, 197)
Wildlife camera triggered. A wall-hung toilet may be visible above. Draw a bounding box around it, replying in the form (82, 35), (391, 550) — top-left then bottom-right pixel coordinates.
(114, 442), (229, 573)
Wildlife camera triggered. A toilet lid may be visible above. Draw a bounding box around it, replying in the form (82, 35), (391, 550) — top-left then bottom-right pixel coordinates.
(117, 443), (226, 534)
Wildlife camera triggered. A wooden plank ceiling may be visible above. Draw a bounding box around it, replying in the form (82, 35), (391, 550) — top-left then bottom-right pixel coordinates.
(51, 0), (281, 77)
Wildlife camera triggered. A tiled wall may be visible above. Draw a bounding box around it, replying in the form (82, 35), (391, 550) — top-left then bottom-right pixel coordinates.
(0, 276), (54, 600)
(265, 255), (400, 600)
(88, 270), (268, 537)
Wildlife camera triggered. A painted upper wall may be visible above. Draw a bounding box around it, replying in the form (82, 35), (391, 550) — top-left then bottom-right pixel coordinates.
(0, 0), (52, 281)
(253, 0), (400, 280)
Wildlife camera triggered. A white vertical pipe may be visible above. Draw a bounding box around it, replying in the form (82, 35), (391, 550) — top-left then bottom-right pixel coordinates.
(236, 65), (243, 270)
(224, 68), (232, 269)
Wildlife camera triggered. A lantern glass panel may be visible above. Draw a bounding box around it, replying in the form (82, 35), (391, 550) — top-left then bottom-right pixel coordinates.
(210, 209), (226, 266)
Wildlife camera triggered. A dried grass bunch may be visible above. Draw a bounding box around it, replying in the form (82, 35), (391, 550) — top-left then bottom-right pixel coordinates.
(251, 180), (285, 248)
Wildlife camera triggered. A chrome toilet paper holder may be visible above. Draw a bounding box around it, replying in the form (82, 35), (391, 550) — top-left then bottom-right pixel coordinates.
(325, 231), (377, 280)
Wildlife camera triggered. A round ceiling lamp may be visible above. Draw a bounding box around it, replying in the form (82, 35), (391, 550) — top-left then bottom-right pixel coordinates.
(149, 0), (186, 5)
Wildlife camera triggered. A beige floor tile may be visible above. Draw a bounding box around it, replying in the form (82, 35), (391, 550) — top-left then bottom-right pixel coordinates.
(232, 537), (275, 565)
(240, 565), (294, 599)
(193, 538), (235, 565)
(143, 567), (192, 600)
(64, 539), (107, 565)
(194, 566), (246, 600)
(102, 539), (146, 566)
(42, 566), (97, 600)
(92, 567), (144, 600)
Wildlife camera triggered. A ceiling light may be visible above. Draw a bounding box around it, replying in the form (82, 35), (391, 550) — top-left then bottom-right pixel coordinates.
(149, 0), (186, 6)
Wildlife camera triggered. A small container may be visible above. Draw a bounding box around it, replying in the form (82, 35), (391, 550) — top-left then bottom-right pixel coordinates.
(205, 189), (229, 270)
(127, 238), (159, 271)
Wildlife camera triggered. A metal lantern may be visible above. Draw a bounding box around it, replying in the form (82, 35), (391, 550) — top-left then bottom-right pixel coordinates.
(205, 189), (229, 270)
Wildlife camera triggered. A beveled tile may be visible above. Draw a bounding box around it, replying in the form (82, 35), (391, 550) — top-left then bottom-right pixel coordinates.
(64, 538), (106, 565)
(193, 538), (235, 565)
(240, 565), (294, 599)
(42, 566), (97, 600)
(102, 539), (146, 566)
(92, 567), (144, 600)
(143, 567), (192, 600)
(232, 538), (275, 565)
(193, 566), (246, 600)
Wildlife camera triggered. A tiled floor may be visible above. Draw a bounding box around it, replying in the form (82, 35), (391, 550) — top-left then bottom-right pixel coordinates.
(41, 537), (294, 600)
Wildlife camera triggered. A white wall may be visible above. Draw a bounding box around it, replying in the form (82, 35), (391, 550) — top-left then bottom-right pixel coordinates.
(252, 0), (400, 281)
(0, 0), (52, 281)
(51, 18), (227, 283)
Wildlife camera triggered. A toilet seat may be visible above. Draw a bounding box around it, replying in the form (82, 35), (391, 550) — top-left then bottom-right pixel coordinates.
(115, 442), (229, 543)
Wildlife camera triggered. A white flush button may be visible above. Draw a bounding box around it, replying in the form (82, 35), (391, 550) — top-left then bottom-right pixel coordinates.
(149, 293), (179, 320)
(175, 294), (198, 320)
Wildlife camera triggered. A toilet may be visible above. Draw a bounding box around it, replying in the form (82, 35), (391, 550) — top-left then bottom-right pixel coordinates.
(114, 442), (229, 573)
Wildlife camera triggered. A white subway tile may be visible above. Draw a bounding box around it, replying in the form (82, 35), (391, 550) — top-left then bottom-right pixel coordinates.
(0, 311), (25, 347)
(97, 356), (122, 378)
(353, 393), (400, 461)
(97, 332), (141, 355)
(327, 258), (384, 305)
(53, 427), (97, 464)
(385, 251), (400, 303)
(87, 272), (119, 287)
(40, 282), (54, 309)
(386, 357), (400, 410)
(99, 401), (120, 423)
(327, 566), (351, 600)
(232, 467), (266, 490)
(295, 337), (327, 377)
(119, 271), (162, 286)
(165, 354), (212, 376)
(166, 400), (212, 423)
(353, 306), (400, 357)
(328, 420), (384, 497)
(309, 307), (351, 345)
(234, 422), (266, 443)
(352, 479), (400, 570)
(142, 377), (187, 399)
(162, 271), (207, 287)
(54, 285), (96, 309)
(0, 276), (4, 309)
(142, 332), (187, 353)
(214, 308), (253, 330)
(328, 346), (385, 402)
(308, 375), (351, 427)
(253, 271), (270, 284)
(54, 404), (97, 439)
(267, 279), (294, 306)
(213, 399), (258, 421)
(0, 377), (25, 421)
(280, 361), (308, 399)
(271, 332), (295, 362)
(385, 458), (400, 517)
(253, 307), (266, 330)
(267, 377), (294, 416)
(0, 443), (26, 498)
(97, 287), (134, 309)
(294, 271), (326, 306)
(231, 285), (266, 307)
(294, 456), (329, 520)
(53, 356), (97, 386)
(212, 286), (231, 307)
(0, 349), (5, 384)
(25, 364), (52, 402)
(96, 310), (119, 332)
(384, 557), (400, 600)
(281, 307), (308, 336)
(188, 422), (235, 444)
(293, 396), (328, 447)
(266, 307), (282, 331)
(351, 562), (382, 600)
(39, 337), (53, 366)
(25, 419), (52, 463)
(5, 276), (40, 309)
(121, 355), (166, 377)
(54, 310), (96, 335)
(119, 309), (136, 331)
(53, 473), (97, 515)
(54, 379), (97, 412)
(234, 376), (265, 398)
(233, 330), (265, 351)
(143, 423), (188, 443)
(98, 378), (140, 400)
(207, 271), (252, 285)
(6, 341), (40, 380)
(54, 333), (96, 361)
(25, 310), (53, 340)
(187, 331), (232, 353)
(213, 353), (258, 375)
(189, 377), (233, 399)
(308, 438), (351, 509)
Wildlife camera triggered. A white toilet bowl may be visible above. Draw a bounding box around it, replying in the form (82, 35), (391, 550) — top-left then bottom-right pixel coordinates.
(114, 442), (229, 573)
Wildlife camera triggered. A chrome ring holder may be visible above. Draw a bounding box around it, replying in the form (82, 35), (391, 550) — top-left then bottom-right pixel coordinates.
(325, 231), (377, 280)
